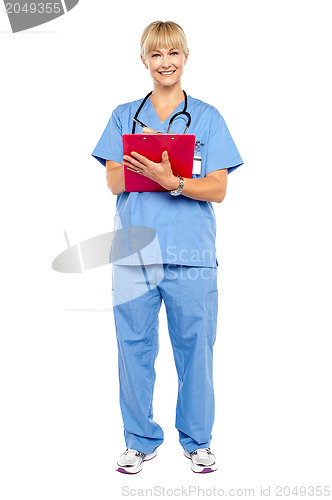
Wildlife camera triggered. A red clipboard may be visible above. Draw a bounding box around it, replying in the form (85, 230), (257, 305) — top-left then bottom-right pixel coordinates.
(123, 134), (195, 192)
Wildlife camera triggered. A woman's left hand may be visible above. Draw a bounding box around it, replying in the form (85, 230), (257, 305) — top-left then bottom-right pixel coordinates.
(123, 151), (178, 191)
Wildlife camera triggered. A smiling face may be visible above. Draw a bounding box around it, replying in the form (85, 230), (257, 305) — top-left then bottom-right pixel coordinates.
(141, 47), (188, 88)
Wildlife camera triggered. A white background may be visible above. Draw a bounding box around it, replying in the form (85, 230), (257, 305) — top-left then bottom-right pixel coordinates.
(1, 0), (331, 498)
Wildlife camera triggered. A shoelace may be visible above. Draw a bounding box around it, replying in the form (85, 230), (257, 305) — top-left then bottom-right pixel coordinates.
(191, 448), (215, 467)
(124, 448), (145, 458)
(191, 448), (212, 457)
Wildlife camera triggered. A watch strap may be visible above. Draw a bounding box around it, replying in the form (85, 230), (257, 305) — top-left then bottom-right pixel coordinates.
(169, 175), (184, 195)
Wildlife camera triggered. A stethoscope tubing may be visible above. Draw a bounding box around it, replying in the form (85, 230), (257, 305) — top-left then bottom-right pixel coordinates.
(131, 90), (191, 134)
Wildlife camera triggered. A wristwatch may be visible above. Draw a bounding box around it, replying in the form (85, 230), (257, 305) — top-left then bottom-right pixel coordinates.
(169, 175), (184, 196)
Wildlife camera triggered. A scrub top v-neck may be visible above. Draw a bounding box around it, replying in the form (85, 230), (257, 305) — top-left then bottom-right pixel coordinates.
(92, 94), (244, 267)
(145, 96), (186, 133)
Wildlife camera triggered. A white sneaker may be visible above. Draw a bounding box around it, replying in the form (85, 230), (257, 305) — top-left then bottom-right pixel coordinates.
(116, 448), (157, 474)
(184, 448), (217, 473)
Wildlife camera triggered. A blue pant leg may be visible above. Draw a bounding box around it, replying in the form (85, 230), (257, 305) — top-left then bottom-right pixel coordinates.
(112, 264), (164, 454)
(159, 264), (219, 454)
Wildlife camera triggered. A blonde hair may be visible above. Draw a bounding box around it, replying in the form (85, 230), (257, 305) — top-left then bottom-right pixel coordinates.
(140, 21), (189, 59)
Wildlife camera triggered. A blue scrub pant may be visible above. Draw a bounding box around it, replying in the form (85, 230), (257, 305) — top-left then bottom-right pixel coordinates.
(111, 263), (218, 455)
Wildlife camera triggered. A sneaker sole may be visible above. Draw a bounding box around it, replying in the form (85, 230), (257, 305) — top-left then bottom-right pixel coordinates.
(193, 467), (217, 473)
(116, 467), (142, 474)
(116, 450), (157, 474)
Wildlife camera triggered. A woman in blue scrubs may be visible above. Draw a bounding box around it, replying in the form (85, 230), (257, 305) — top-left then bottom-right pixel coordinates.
(92, 21), (243, 474)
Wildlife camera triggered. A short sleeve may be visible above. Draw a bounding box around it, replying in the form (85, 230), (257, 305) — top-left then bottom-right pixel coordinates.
(91, 108), (123, 166)
(205, 108), (243, 175)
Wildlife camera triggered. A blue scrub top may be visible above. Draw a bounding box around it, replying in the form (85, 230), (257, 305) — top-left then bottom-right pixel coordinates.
(91, 95), (243, 267)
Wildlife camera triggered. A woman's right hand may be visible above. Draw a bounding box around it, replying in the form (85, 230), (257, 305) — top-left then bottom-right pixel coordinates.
(141, 127), (178, 135)
(142, 127), (161, 134)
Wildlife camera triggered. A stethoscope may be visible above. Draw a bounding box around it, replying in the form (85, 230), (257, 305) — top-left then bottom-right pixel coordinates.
(131, 90), (191, 134)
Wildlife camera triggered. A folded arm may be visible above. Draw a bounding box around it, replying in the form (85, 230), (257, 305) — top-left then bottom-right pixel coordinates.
(122, 151), (228, 203)
(107, 124), (228, 202)
(106, 160), (125, 195)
